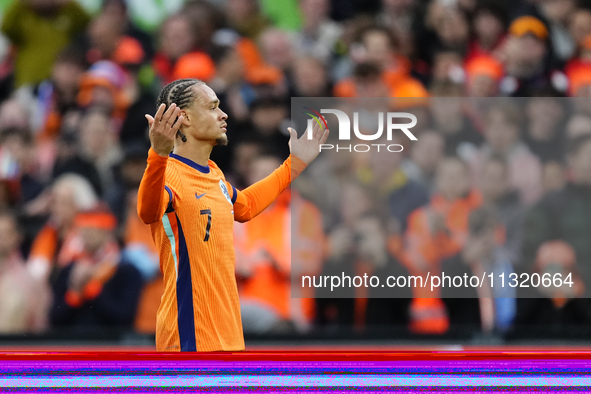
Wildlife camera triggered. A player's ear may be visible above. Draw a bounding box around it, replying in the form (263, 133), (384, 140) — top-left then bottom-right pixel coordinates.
(179, 110), (191, 127)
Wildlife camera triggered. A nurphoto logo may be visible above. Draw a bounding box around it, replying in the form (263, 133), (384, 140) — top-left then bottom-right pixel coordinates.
(303, 107), (418, 152)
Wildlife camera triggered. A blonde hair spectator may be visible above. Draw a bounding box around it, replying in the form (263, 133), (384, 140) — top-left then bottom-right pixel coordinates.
(52, 173), (99, 212)
(27, 174), (99, 282)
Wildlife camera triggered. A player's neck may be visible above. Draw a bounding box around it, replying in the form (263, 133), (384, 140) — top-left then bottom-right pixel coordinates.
(173, 139), (213, 167)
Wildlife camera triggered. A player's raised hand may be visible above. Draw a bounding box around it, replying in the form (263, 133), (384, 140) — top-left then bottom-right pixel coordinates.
(145, 103), (184, 157)
(288, 118), (329, 165)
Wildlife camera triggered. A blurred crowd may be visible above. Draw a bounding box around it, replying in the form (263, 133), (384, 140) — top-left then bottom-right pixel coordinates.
(300, 96), (591, 336)
(0, 0), (591, 338)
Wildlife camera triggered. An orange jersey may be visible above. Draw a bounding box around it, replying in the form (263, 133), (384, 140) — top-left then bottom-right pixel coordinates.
(137, 148), (306, 352)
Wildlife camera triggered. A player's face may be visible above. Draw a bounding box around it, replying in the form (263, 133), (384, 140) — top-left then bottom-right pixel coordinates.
(184, 84), (229, 146)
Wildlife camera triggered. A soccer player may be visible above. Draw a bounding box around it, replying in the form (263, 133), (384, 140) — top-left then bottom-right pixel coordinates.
(137, 78), (328, 352)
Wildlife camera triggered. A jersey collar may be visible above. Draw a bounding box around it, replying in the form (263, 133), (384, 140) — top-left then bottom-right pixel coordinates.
(169, 153), (210, 174)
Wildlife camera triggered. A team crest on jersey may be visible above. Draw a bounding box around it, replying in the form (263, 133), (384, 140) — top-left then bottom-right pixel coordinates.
(219, 179), (233, 205)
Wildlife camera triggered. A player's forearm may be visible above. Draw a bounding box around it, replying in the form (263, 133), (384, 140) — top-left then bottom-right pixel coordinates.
(137, 148), (169, 224)
(234, 155), (307, 222)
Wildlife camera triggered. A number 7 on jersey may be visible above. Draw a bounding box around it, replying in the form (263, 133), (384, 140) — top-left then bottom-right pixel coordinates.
(200, 209), (212, 241)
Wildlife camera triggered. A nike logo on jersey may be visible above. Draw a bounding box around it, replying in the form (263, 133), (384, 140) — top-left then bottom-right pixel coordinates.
(195, 193), (206, 199)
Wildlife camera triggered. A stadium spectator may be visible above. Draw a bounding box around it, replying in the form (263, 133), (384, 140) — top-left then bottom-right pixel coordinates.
(225, 0), (270, 40)
(429, 49), (465, 87)
(358, 211), (412, 331)
(290, 56), (332, 98)
(290, 188), (327, 329)
(464, 55), (504, 97)
(542, 160), (567, 193)
(429, 90), (482, 156)
(208, 44), (253, 153)
(402, 130), (445, 195)
(77, 60), (131, 129)
(3, 0), (591, 343)
(469, 102), (543, 206)
(0, 98), (31, 134)
(248, 98), (290, 159)
(34, 46), (87, 142)
(0, 127), (44, 207)
(335, 62), (389, 98)
(357, 134), (430, 232)
(514, 240), (591, 328)
(339, 180), (375, 229)
(335, 26), (428, 98)
(294, 0), (343, 64)
(153, 13), (216, 84)
(153, 13), (194, 83)
(78, 108), (123, 194)
(0, 100), (46, 188)
(441, 207), (516, 333)
(1, 0), (90, 87)
(569, 68), (591, 97)
(565, 112), (591, 139)
(85, 12), (126, 65)
(114, 146), (158, 278)
(524, 94), (567, 163)
(258, 28), (296, 94)
(100, 0), (155, 62)
(218, 30), (284, 87)
(405, 156), (482, 272)
(376, 0), (417, 57)
(479, 156), (525, 267)
(298, 130), (356, 231)
(564, 33), (591, 96)
(106, 143), (147, 226)
(49, 205), (143, 329)
(466, 2), (508, 63)
(569, 8), (591, 50)
(315, 180), (374, 329)
(184, 1), (227, 55)
(424, 1), (470, 57)
(50, 132), (102, 196)
(26, 174), (98, 283)
(224, 136), (263, 190)
(235, 152), (325, 334)
(117, 52), (156, 148)
(403, 156), (482, 334)
(499, 16), (567, 96)
(536, 0), (577, 62)
(523, 134), (591, 296)
(0, 210), (49, 333)
(103, 144), (160, 334)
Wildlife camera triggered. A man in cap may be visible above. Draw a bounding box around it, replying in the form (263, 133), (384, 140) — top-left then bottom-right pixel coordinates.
(49, 205), (143, 329)
(500, 16), (567, 95)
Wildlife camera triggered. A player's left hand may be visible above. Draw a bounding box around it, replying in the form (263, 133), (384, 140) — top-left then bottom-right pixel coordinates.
(288, 119), (329, 165)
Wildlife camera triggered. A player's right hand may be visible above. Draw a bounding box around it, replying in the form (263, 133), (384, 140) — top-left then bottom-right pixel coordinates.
(145, 103), (185, 157)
